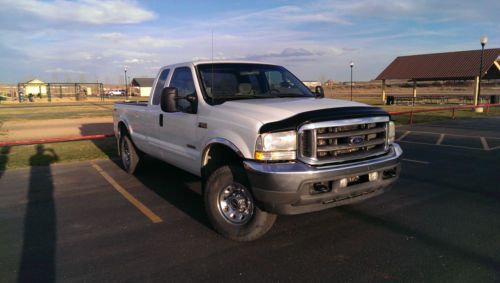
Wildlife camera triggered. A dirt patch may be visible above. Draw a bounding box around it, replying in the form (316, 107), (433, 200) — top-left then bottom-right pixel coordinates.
(2, 117), (113, 141)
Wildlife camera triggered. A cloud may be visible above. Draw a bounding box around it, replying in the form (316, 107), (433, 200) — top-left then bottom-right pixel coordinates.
(330, 0), (417, 15)
(121, 58), (158, 64)
(45, 67), (87, 74)
(245, 47), (343, 60)
(97, 32), (125, 41)
(3, 0), (155, 24)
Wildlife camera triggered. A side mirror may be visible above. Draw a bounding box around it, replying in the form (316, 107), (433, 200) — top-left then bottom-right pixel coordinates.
(161, 87), (178, 112)
(315, 86), (324, 98)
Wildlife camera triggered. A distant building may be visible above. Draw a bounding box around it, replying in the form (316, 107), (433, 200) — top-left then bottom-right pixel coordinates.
(131, 78), (155, 97)
(21, 79), (47, 96)
(302, 81), (322, 88)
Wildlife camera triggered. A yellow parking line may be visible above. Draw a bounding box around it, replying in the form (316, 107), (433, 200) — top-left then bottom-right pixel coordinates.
(92, 163), (163, 224)
(480, 137), (490, 151)
(436, 134), (445, 145)
(397, 131), (411, 141)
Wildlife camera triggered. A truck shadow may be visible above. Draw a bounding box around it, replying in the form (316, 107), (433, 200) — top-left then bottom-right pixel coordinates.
(80, 122), (211, 229)
(134, 156), (211, 228)
(80, 123), (117, 161)
(79, 122), (114, 137)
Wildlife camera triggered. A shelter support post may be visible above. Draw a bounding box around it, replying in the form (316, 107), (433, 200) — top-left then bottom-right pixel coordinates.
(473, 76), (479, 106)
(381, 79), (386, 104)
(47, 83), (51, 102)
(412, 80), (417, 105)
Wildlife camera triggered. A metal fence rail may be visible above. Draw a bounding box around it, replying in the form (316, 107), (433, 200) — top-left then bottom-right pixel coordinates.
(389, 103), (500, 124)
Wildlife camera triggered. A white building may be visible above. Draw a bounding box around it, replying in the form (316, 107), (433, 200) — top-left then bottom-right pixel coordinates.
(21, 79), (47, 96)
(131, 78), (154, 97)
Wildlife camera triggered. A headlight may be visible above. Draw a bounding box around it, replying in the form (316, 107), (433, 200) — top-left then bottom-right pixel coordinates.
(388, 121), (395, 144)
(255, 130), (296, 161)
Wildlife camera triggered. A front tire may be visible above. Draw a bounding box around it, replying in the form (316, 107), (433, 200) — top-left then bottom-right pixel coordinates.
(204, 164), (277, 241)
(119, 134), (141, 174)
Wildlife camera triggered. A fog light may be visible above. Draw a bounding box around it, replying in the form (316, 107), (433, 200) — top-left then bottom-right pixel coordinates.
(369, 172), (379, 181)
(339, 178), (348, 188)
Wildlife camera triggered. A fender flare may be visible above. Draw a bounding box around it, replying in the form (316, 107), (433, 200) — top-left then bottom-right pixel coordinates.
(201, 138), (244, 167)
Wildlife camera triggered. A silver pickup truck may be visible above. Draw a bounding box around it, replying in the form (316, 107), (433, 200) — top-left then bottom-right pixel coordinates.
(113, 61), (402, 241)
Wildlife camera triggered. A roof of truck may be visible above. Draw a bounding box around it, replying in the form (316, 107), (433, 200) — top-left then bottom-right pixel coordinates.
(160, 60), (280, 70)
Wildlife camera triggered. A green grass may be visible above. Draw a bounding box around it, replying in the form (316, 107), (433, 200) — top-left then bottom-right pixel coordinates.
(0, 138), (117, 170)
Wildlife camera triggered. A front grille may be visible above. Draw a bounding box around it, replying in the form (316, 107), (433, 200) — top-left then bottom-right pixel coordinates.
(299, 117), (389, 165)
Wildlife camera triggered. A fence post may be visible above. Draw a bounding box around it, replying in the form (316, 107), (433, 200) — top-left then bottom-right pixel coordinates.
(452, 108), (455, 119)
(409, 111), (414, 125)
(485, 104), (490, 114)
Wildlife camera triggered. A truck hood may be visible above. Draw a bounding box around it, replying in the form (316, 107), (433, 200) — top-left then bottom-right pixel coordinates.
(214, 97), (370, 125)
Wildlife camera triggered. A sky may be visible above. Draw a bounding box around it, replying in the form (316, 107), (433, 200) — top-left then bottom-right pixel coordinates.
(0, 0), (498, 84)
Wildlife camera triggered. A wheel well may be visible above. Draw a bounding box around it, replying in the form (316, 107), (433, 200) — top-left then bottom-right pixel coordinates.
(202, 143), (242, 180)
(117, 122), (130, 157)
(118, 121), (129, 137)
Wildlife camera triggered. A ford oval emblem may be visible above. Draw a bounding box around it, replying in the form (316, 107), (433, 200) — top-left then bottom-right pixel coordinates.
(350, 136), (365, 145)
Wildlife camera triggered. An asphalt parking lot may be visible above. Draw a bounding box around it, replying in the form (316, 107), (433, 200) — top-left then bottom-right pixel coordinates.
(1, 117), (500, 282)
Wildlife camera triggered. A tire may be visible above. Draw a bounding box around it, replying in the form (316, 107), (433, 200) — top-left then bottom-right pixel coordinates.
(119, 134), (142, 174)
(204, 164), (277, 241)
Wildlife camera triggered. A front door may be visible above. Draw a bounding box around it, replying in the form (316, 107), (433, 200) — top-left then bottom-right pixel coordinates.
(157, 66), (200, 175)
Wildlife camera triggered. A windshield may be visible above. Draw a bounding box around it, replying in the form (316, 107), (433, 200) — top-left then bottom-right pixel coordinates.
(197, 63), (314, 104)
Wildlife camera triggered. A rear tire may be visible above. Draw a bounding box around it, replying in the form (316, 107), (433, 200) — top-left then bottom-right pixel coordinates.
(204, 164), (277, 241)
(119, 134), (141, 174)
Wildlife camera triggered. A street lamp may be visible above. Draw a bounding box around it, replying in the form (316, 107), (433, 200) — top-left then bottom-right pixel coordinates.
(124, 66), (128, 99)
(478, 36), (488, 105)
(350, 61), (354, 101)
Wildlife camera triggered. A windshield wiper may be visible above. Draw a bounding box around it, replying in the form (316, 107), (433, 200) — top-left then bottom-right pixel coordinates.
(275, 93), (310, 98)
(212, 94), (277, 102)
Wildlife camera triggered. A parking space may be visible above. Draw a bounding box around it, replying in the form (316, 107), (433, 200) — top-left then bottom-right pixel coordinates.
(396, 117), (500, 151)
(1, 118), (500, 282)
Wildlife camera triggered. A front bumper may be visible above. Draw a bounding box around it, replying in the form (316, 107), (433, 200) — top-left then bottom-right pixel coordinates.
(243, 144), (402, 215)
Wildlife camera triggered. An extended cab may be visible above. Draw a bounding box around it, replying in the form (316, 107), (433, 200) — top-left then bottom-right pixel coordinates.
(113, 61), (402, 241)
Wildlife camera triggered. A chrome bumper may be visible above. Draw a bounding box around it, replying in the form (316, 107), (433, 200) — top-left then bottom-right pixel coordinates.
(243, 144), (403, 215)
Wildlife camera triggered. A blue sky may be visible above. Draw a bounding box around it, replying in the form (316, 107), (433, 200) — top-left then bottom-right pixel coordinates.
(0, 0), (498, 84)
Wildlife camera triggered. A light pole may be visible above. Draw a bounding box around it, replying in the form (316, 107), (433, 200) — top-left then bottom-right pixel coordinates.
(350, 61), (354, 101)
(478, 36), (488, 105)
(124, 66), (128, 99)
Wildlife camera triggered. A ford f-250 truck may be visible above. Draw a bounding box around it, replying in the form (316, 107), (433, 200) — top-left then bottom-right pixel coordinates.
(113, 61), (402, 241)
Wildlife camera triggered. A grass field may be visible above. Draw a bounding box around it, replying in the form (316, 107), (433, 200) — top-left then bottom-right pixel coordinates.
(0, 138), (116, 171)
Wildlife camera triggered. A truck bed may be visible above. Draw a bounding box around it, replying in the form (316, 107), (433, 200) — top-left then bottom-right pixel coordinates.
(115, 101), (148, 107)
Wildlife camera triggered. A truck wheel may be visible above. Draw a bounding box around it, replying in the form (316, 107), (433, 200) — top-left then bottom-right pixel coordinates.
(204, 164), (277, 241)
(120, 135), (141, 174)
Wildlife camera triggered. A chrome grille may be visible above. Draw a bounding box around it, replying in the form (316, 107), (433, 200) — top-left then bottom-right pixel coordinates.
(298, 117), (389, 165)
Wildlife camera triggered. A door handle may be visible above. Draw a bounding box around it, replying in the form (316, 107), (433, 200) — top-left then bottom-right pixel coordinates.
(159, 114), (163, 127)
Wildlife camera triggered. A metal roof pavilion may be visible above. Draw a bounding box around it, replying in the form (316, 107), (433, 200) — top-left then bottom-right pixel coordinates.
(375, 48), (500, 105)
(376, 48), (500, 81)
